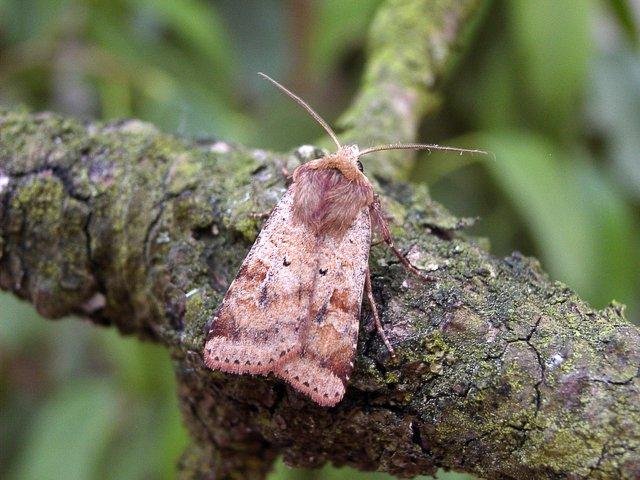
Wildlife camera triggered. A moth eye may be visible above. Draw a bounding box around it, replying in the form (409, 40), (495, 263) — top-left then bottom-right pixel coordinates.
(356, 160), (364, 172)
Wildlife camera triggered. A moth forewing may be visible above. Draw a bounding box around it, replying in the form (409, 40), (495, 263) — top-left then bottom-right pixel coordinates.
(203, 187), (371, 406)
(204, 190), (311, 374)
(274, 207), (371, 406)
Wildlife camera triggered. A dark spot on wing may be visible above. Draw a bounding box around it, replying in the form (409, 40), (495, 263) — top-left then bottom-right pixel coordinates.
(283, 256), (291, 266)
(314, 302), (328, 324)
(259, 283), (269, 307)
(319, 268), (328, 275)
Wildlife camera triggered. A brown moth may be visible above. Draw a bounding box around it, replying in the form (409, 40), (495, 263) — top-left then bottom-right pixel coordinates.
(203, 73), (486, 407)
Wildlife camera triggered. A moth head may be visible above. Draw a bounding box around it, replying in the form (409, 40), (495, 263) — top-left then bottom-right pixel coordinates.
(318, 144), (366, 180)
(291, 144), (368, 185)
(338, 144), (365, 179)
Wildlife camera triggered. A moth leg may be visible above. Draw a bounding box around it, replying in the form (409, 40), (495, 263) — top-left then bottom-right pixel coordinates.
(365, 268), (395, 356)
(251, 211), (272, 220)
(369, 198), (435, 283)
(384, 237), (436, 282)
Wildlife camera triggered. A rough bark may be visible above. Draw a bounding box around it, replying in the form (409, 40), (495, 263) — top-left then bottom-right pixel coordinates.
(1, 0), (639, 479)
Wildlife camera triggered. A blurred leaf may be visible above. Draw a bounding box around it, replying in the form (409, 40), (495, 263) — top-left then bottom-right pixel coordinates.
(308, 0), (382, 75)
(89, 13), (251, 140)
(572, 159), (640, 317)
(97, 78), (133, 120)
(475, 131), (598, 299)
(605, 0), (639, 47)
(102, 398), (187, 480)
(509, 0), (593, 137)
(586, 49), (640, 200)
(0, 295), (44, 350)
(8, 379), (118, 480)
(126, 0), (235, 78)
(216, 0), (287, 90)
(98, 330), (188, 479)
(99, 328), (175, 397)
(268, 458), (476, 480)
(451, 39), (519, 131)
(411, 149), (489, 185)
(0, 0), (70, 43)
(477, 130), (639, 317)
(155, 397), (190, 480)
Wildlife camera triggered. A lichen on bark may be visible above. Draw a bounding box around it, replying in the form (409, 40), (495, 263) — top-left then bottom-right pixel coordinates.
(1, 1), (639, 479)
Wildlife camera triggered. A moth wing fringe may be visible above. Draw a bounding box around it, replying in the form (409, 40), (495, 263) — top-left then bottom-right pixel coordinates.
(275, 355), (346, 407)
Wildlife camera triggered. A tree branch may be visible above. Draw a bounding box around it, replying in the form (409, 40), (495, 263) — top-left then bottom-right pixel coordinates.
(1, 1), (639, 479)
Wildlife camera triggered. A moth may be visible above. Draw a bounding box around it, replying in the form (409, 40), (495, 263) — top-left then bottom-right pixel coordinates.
(203, 73), (486, 406)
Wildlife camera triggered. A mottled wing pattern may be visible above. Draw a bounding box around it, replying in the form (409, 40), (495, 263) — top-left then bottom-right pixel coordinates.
(274, 209), (371, 406)
(204, 188), (314, 373)
(204, 188), (371, 407)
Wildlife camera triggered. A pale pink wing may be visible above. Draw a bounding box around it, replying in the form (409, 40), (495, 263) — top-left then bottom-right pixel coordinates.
(204, 188), (372, 407)
(204, 188), (317, 374)
(274, 208), (371, 406)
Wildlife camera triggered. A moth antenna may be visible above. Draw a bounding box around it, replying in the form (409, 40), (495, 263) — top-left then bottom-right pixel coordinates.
(258, 72), (342, 150)
(358, 142), (490, 158)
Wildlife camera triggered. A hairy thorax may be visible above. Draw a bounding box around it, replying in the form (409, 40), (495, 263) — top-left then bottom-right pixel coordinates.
(292, 152), (374, 237)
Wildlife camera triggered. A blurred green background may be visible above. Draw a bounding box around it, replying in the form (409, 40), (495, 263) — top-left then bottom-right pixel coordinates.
(0, 0), (638, 479)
